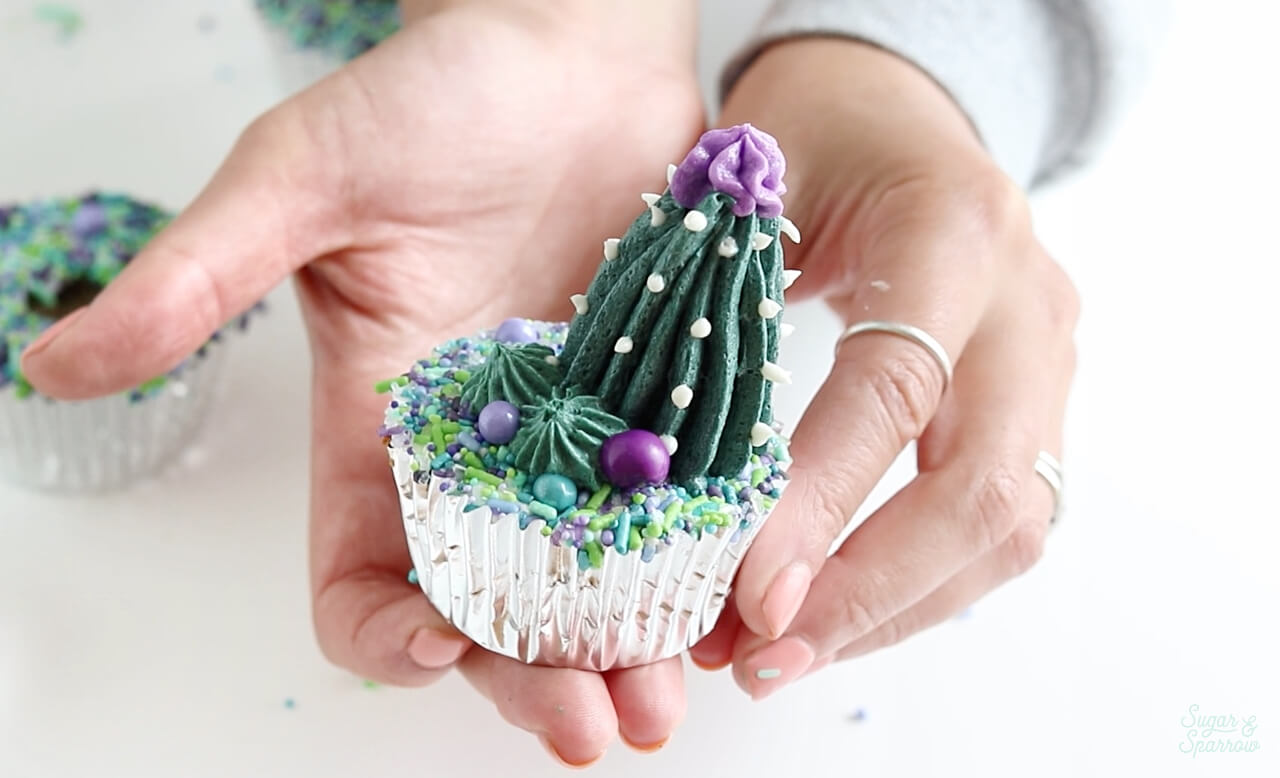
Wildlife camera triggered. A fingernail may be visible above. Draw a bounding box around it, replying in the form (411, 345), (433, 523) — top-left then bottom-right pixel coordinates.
(21, 308), (88, 362)
(742, 636), (814, 700)
(620, 733), (670, 753)
(406, 628), (467, 670)
(761, 562), (811, 639)
(539, 735), (604, 768)
(689, 655), (731, 672)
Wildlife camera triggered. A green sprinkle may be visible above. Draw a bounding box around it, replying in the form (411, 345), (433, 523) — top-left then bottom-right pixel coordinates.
(362, 679), (380, 689)
(629, 527), (643, 551)
(663, 501), (682, 524)
(585, 485), (612, 510)
(440, 421), (461, 434)
(463, 451), (485, 470)
(430, 424), (445, 453)
(374, 378), (395, 393)
(586, 540), (604, 568)
(686, 495), (709, 510)
(453, 369), (471, 382)
(465, 467), (502, 486)
(632, 493), (646, 505)
(541, 524), (554, 536)
(588, 514), (613, 532)
(751, 468), (767, 487)
(528, 501), (557, 520)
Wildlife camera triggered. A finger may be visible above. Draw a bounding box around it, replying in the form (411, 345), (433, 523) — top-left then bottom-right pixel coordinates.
(605, 658), (686, 752)
(688, 599), (741, 671)
(734, 295), (1065, 697)
(832, 473), (1057, 661)
(20, 103), (349, 399)
(733, 189), (1010, 641)
(458, 650), (619, 768)
(310, 359), (470, 685)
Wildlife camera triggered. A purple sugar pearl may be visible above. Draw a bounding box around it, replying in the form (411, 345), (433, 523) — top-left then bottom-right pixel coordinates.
(70, 202), (108, 236)
(600, 430), (670, 489)
(477, 401), (520, 444)
(494, 317), (537, 344)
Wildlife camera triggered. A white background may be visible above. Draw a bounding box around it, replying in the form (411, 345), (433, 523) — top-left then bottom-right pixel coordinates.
(1, 1), (1277, 776)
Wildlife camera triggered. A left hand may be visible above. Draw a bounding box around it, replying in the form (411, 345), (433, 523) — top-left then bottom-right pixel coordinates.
(689, 39), (1080, 697)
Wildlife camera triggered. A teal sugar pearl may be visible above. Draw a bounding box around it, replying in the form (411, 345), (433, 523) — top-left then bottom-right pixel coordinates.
(532, 473), (578, 512)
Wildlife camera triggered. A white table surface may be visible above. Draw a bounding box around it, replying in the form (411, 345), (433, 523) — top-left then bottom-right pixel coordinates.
(2, 1), (1277, 776)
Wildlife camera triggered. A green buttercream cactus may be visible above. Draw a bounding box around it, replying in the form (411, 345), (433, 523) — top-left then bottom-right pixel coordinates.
(510, 388), (628, 490)
(460, 341), (560, 410)
(557, 124), (797, 481)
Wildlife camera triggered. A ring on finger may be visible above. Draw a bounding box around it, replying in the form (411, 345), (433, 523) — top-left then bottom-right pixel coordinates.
(1033, 450), (1064, 527)
(834, 320), (954, 392)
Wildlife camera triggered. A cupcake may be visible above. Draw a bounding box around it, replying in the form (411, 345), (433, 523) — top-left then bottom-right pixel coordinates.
(254, 0), (400, 93)
(381, 125), (801, 670)
(0, 192), (252, 492)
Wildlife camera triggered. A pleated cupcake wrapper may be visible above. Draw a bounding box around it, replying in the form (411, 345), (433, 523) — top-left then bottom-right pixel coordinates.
(0, 347), (227, 493)
(392, 448), (781, 671)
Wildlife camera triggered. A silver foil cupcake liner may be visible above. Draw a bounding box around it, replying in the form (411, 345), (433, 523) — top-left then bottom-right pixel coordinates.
(391, 448), (781, 671)
(0, 347), (227, 493)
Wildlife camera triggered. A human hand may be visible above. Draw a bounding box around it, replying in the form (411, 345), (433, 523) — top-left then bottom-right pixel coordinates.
(688, 39), (1079, 697)
(22, 0), (702, 762)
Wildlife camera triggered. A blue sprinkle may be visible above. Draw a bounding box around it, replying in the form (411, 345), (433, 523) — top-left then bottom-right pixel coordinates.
(457, 431), (482, 452)
(518, 513), (534, 530)
(640, 543), (656, 563)
(848, 708), (867, 722)
(577, 549), (590, 570)
(284, 698), (296, 710)
(407, 568), (418, 584)
(487, 498), (519, 514)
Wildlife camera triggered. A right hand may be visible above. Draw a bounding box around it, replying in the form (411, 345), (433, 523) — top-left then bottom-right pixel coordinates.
(21, 0), (703, 764)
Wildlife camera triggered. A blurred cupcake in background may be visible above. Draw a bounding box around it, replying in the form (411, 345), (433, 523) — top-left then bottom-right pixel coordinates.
(0, 192), (256, 492)
(254, 0), (400, 93)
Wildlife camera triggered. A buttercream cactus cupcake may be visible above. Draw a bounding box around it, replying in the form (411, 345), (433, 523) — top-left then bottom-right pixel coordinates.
(0, 192), (251, 492)
(255, 0), (400, 92)
(381, 125), (801, 670)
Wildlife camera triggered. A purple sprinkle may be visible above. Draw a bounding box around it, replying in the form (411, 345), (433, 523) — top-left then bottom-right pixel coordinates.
(707, 485), (723, 498)
(600, 530), (615, 546)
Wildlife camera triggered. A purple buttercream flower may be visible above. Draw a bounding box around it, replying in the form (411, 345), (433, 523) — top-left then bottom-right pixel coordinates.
(670, 124), (786, 218)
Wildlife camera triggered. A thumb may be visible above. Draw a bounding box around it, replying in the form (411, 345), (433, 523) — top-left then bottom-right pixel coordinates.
(20, 109), (348, 399)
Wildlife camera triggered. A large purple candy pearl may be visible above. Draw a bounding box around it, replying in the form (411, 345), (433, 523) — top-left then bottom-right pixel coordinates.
(477, 401), (520, 444)
(494, 317), (537, 344)
(600, 430), (670, 488)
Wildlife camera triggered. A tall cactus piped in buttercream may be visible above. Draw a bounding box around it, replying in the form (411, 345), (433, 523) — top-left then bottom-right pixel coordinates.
(557, 124), (794, 481)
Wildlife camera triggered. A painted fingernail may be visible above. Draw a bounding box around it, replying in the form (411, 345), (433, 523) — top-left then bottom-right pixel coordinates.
(742, 636), (815, 700)
(20, 307), (87, 362)
(406, 628), (467, 670)
(761, 562), (811, 639)
(539, 735), (604, 768)
(621, 733), (670, 753)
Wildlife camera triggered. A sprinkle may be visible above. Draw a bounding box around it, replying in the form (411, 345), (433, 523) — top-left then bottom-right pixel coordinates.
(585, 484), (612, 510)
(614, 336), (634, 354)
(870, 279), (891, 291)
(758, 298), (783, 319)
(683, 211), (708, 232)
(465, 467), (502, 486)
(283, 698), (297, 709)
(779, 217), (801, 243)
(362, 679), (380, 689)
(755, 668), (782, 680)
(750, 422), (774, 447)
(640, 192), (661, 206)
(570, 294), (589, 314)
(761, 361), (792, 384)
(780, 322), (796, 339)
(603, 238), (620, 260)
(650, 208), (667, 227)
(487, 498), (520, 514)
(666, 163), (677, 184)
(689, 317), (712, 339)
(670, 384), (693, 409)
(646, 274), (666, 293)
(528, 501), (557, 520)
(782, 269), (802, 289)
(751, 232), (774, 251)
(407, 568), (419, 584)
(659, 434), (678, 455)
(545, 355), (559, 366)
(717, 237), (738, 257)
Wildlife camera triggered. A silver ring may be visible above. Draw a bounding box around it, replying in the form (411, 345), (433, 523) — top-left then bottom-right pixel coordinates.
(834, 320), (954, 392)
(1033, 451), (1064, 527)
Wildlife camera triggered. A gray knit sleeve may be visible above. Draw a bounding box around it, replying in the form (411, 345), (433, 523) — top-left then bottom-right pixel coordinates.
(721, 0), (1169, 188)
